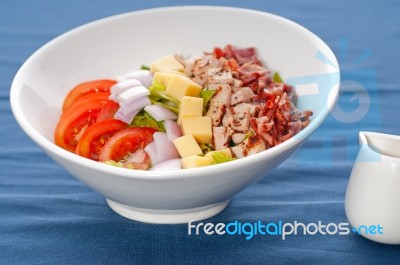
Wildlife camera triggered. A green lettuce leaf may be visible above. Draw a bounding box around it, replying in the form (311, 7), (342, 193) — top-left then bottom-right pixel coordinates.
(151, 100), (179, 114)
(131, 110), (165, 132)
(103, 160), (134, 169)
(200, 89), (216, 114)
(211, 151), (235, 164)
(273, 72), (284, 83)
(148, 81), (180, 114)
(199, 143), (214, 155)
(242, 130), (255, 143)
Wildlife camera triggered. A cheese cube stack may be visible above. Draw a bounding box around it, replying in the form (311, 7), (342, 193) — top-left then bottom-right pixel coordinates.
(150, 55), (184, 73)
(153, 72), (173, 87)
(180, 116), (212, 144)
(166, 74), (202, 101)
(182, 156), (213, 169)
(177, 96), (203, 124)
(172, 134), (203, 158)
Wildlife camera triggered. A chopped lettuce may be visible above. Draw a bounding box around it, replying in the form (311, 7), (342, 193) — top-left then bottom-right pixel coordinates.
(211, 151), (235, 164)
(148, 81), (179, 114)
(152, 101), (179, 114)
(200, 89), (216, 114)
(131, 110), (165, 132)
(103, 160), (134, 169)
(273, 72), (284, 83)
(199, 143), (214, 155)
(242, 130), (255, 142)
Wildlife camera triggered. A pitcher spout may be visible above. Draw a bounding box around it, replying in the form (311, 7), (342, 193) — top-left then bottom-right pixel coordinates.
(358, 131), (400, 159)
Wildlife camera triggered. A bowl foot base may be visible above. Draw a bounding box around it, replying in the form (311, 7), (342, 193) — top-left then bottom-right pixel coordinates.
(106, 199), (230, 224)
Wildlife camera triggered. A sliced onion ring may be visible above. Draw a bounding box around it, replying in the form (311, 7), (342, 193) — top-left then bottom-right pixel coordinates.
(120, 96), (151, 115)
(144, 105), (177, 122)
(111, 79), (142, 96)
(114, 108), (141, 124)
(123, 70), (153, 88)
(144, 141), (158, 166)
(116, 86), (150, 105)
(164, 119), (182, 141)
(153, 132), (180, 162)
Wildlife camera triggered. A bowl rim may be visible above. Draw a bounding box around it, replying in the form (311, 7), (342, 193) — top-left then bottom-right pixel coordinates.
(10, 5), (340, 180)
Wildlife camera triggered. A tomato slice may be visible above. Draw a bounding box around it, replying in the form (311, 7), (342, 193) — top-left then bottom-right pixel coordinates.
(55, 99), (119, 152)
(62, 92), (111, 114)
(62, 79), (116, 111)
(99, 127), (157, 170)
(76, 119), (128, 161)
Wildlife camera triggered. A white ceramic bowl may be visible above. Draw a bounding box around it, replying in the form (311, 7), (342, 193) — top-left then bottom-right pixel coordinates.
(10, 6), (340, 224)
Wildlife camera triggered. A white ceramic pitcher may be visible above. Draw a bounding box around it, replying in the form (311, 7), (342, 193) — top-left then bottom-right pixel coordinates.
(345, 132), (400, 244)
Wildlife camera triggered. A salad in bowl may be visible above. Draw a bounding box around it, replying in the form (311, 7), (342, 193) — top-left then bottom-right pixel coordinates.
(54, 44), (312, 171)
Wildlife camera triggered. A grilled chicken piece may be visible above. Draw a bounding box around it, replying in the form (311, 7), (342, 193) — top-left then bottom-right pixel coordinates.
(206, 84), (232, 126)
(230, 135), (266, 158)
(235, 103), (256, 117)
(232, 78), (243, 88)
(193, 56), (220, 76)
(209, 85), (231, 105)
(231, 132), (246, 144)
(184, 55), (202, 77)
(206, 102), (226, 127)
(222, 106), (250, 132)
(231, 86), (254, 105)
(207, 68), (233, 85)
(222, 107), (233, 128)
(231, 107), (250, 131)
(213, 126), (234, 150)
(192, 74), (208, 86)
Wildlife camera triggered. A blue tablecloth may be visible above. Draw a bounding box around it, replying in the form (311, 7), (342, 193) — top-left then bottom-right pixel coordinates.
(1, 0), (400, 264)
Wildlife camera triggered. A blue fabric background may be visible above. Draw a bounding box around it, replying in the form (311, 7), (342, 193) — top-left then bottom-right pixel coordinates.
(1, 0), (400, 264)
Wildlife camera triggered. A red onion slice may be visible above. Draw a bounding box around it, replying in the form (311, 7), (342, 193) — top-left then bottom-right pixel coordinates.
(153, 132), (180, 162)
(144, 105), (178, 122)
(150, 158), (182, 171)
(120, 96), (151, 115)
(123, 70), (154, 88)
(116, 86), (150, 105)
(164, 119), (182, 141)
(114, 108), (141, 124)
(144, 141), (158, 166)
(110, 79), (142, 96)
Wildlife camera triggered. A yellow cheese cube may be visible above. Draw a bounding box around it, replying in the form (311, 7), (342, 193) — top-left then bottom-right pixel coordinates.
(177, 96), (203, 125)
(182, 156), (213, 169)
(180, 116), (212, 144)
(166, 74), (202, 101)
(150, 55), (184, 73)
(205, 148), (232, 160)
(173, 134), (203, 158)
(153, 72), (173, 87)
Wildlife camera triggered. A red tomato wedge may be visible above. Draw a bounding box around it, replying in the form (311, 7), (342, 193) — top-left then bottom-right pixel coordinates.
(76, 119), (128, 161)
(62, 79), (116, 111)
(99, 127), (157, 170)
(55, 99), (119, 152)
(62, 92), (111, 114)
